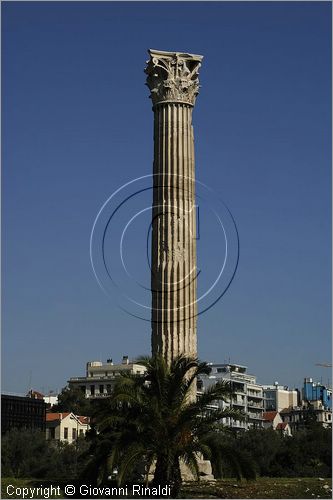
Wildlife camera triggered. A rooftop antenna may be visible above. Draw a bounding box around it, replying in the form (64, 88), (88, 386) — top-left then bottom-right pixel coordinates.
(27, 370), (32, 394)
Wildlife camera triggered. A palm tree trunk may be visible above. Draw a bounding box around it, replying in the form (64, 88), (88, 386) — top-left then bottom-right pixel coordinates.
(152, 454), (170, 488)
(153, 455), (182, 498)
(170, 459), (182, 498)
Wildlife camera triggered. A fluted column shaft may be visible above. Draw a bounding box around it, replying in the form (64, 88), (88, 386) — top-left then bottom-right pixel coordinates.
(151, 103), (197, 363)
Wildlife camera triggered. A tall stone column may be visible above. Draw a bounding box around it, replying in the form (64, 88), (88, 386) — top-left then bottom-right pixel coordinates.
(145, 49), (203, 364)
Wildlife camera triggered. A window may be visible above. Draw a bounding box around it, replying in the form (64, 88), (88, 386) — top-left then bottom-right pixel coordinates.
(90, 385), (95, 396)
(107, 384), (112, 394)
(328, 414), (331, 421)
(49, 428), (55, 440)
(72, 428), (77, 440)
(80, 386), (86, 394)
(79, 429), (84, 436)
(64, 427), (68, 440)
(99, 385), (104, 394)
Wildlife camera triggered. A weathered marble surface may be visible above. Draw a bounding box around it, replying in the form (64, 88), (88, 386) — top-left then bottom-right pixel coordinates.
(146, 49), (203, 365)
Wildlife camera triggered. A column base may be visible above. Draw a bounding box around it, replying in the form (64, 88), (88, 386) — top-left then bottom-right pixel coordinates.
(148, 457), (215, 483)
(180, 458), (215, 482)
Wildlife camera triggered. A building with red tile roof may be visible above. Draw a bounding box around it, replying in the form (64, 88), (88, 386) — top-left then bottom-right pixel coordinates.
(45, 412), (90, 443)
(276, 421), (292, 436)
(263, 410), (284, 431)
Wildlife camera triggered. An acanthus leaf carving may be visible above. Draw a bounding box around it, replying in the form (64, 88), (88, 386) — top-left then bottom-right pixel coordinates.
(145, 49), (203, 107)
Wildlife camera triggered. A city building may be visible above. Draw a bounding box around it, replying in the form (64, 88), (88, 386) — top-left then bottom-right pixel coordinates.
(263, 410), (283, 430)
(27, 389), (58, 408)
(263, 411), (292, 436)
(45, 412), (90, 443)
(197, 363), (264, 430)
(68, 356), (146, 398)
(43, 393), (58, 408)
(303, 378), (332, 409)
(281, 400), (332, 432)
(263, 383), (298, 412)
(276, 422), (292, 436)
(27, 389), (44, 400)
(263, 378), (332, 432)
(1, 393), (46, 434)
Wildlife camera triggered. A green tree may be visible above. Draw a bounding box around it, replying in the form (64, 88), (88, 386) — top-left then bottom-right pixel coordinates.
(232, 424), (332, 478)
(207, 429), (257, 481)
(236, 428), (283, 476)
(277, 423), (332, 477)
(53, 386), (92, 416)
(1, 428), (89, 480)
(2, 428), (51, 478)
(84, 355), (252, 497)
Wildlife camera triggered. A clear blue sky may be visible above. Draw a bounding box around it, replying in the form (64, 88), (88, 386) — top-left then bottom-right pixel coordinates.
(2, 1), (331, 394)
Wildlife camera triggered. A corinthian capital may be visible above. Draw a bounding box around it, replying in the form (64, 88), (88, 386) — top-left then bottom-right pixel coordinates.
(145, 49), (203, 107)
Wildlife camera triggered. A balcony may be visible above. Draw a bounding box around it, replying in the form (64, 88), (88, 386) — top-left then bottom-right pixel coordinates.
(230, 421), (247, 430)
(247, 402), (264, 409)
(247, 393), (263, 399)
(88, 393), (112, 399)
(232, 399), (246, 406)
(70, 375), (118, 382)
(206, 403), (219, 410)
(248, 413), (265, 420)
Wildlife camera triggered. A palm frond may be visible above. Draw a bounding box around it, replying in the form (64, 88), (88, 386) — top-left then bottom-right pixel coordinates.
(90, 354), (257, 490)
(182, 452), (200, 481)
(117, 442), (147, 485)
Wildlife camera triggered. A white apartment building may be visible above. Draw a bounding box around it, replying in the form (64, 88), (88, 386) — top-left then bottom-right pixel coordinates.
(263, 383), (298, 412)
(69, 357), (266, 431)
(68, 356), (146, 398)
(197, 363), (264, 430)
(43, 394), (58, 408)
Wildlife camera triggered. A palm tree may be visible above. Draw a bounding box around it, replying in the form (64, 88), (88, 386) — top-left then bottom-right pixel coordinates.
(86, 355), (253, 497)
